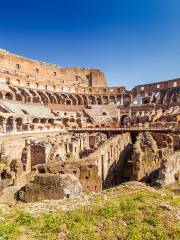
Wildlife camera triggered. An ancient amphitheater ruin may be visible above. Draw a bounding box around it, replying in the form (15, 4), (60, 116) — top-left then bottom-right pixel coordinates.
(0, 49), (179, 202)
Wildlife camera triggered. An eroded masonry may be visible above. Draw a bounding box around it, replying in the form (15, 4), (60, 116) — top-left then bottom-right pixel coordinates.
(0, 49), (179, 202)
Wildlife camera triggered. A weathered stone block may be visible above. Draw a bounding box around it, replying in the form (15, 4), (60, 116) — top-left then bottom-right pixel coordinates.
(18, 174), (64, 202)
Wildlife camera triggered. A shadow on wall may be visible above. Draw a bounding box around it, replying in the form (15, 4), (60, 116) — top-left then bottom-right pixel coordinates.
(103, 143), (133, 189)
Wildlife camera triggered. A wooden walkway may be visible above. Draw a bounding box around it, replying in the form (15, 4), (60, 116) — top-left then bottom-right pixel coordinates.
(66, 127), (179, 133)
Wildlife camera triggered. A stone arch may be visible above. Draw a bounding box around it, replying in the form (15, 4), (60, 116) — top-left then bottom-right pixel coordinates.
(116, 94), (122, 103)
(96, 96), (102, 105)
(54, 93), (64, 104)
(75, 95), (83, 105)
(15, 94), (23, 101)
(109, 95), (116, 104)
(32, 118), (39, 123)
(18, 88), (32, 102)
(16, 117), (23, 131)
(5, 92), (13, 100)
(37, 91), (49, 104)
(28, 89), (41, 103)
(123, 94), (131, 106)
(48, 119), (54, 124)
(158, 91), (166, 104)
(6, 116), (13, 132)
(81, 95), (88, 105)
(151, 92), (158, 103)
(170, 91), (178, 103)
(88, 95), (96, 105)
(46, 92), (57, 104)
(66, 99), (72, 105)
(40, 118), (47, 124)
(68, 94), (77, 105)
(120, 115), (130, 127)
(102, 95), (108, 104)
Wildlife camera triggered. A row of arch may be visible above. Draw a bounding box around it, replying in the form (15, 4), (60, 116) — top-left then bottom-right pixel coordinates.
(0, 116), (56, 133)
(150, 88), (180, 105)
(0, 85), (131, 106)
(0, 85), (179, 106)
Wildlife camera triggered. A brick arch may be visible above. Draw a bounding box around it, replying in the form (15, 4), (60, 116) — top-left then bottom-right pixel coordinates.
(46, 92), (57, 104)
(54, 93), (64, 104)
(15, 94), (23, 101)
(102, 95), (109, 104)
(75, 95), (83, 105)
(88, 95), (96, 105)
(81, 95), (88, 105)
(37, 91), (49, 104)
(96, 95), (102, 105)
(5, 92), (14, 100)
(109, 95), (116, 104)
(18, 88), (32, 102)
(32, 118), (40, 123)
(158, 91), (166, 104)
(68, 94), (77, 105)
(60, 94), (69, 105)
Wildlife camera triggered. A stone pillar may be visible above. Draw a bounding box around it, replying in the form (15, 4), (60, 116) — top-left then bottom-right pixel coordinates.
(12, 118), (17, 132)
(114, 96), (117, 104)
(2, 119), (7, 133)
(121, 94), (124, 105)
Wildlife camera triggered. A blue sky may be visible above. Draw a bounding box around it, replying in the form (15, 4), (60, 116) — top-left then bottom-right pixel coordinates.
(0, 0), (180, 89)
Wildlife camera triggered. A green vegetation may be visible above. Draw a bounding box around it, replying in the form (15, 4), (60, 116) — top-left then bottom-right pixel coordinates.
(0, 185), (179, 240)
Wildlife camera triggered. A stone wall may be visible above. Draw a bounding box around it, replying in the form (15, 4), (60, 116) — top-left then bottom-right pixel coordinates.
(132, 132), (180, 185)
(0, 131), (89, 191)
(0, 49), (107, 89)
(156, 151), (180, 186)
(33, 133), (132, 193)
(79, 133), (132, 189)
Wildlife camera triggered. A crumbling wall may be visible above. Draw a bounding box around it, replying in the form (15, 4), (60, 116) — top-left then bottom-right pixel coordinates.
(18, 174), (64, 202)
(156, 151), (180, 186)
(132, 132), (180, 186)
(132, 132), (160, 183)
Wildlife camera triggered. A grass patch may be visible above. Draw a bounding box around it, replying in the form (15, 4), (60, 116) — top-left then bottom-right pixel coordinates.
(0, 185), (179, 239)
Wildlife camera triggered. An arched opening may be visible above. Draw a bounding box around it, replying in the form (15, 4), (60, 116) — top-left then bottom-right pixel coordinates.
(15, 94), (23, 101)
(96, 96), (102, 105)
(69, 95), (77, 105)
(109, 95), (116, 104)
(81, 95), (88, 105)
(5, 92), (13, 100)
(6, 117), (13, 132)
(120, 115), (130, 127)
(46, 92), (57, 104)
(66, 100), (71, 105)
(88, 95), (96, 105)
(40, 118), (47, 124)
(16, 118), (23, 131)
(48, 119), (54, 124)
(37, 91), (49, 104)
(54, 93), (64, 104)
(102, 96), (108, 104)
(75, 95), (83, 105)
(32, 118), (39, 124)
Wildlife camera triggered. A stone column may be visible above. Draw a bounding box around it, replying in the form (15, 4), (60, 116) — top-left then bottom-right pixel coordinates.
(121, 94), (124, 105)
(12, 118), (17, 132)
(2, 119), (7, 133)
